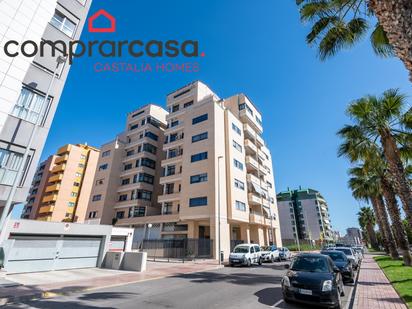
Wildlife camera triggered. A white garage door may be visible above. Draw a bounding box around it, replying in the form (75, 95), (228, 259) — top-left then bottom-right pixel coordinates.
(6, 235), (102, 273)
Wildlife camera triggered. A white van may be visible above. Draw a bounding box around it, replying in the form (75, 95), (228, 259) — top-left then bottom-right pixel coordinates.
(229, 244), (262, 267)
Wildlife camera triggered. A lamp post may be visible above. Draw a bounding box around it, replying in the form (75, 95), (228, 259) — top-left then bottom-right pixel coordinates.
(0, 56), (66, 235)
(147, 223), (153, 240)
(266, 184), (275, 246)
(217, 155), (223, 265)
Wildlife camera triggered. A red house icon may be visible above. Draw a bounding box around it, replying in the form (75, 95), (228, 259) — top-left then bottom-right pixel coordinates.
(88, 9), (116, 33)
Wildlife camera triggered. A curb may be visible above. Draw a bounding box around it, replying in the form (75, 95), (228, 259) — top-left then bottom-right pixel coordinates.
(0, 264), (223, 306)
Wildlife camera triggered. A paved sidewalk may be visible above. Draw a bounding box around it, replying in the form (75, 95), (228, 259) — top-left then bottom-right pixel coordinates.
(353, 254), (407, 309)
(0, 259), (222, 305)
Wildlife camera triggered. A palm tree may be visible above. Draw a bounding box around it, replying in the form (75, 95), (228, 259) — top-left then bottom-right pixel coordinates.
(296, 0), (412, 81)
(348, 166), (399, 259)
(339, 89), (412, 229)
(358, 206), (379, 249)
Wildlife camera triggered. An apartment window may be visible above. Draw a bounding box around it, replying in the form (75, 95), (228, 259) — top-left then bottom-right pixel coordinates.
(0, 148), (24, 185)
(232, 123), (241, 135)
(71, 192), (78, 197)
(118, 194), (128, 202)
(124, 163), (133, 171)
(172, 104), (179, 112)
(78, 163), (85, 168)
(255, 116), (262, 126)
(183, 100), (194, 108)
(50, 10), (76, 37)
(174, 88), (190, 98)
(234, 179), (245, 190)
(168, 148), (182, 159)
(126, 150), (135, 157)
(73, 182), (80, 187)
(12, 88), (50, 124)
(76, 172), (82, 177)
(235, 201), (246, 211)
(165, 183), (174, 194)
(170, 120), (179, 127)
(95, 179), (104, 186)
(233, 140), (242, 153)
(267, 181), (273, 188)
(92, 194), (102, 201)
(189, 197), (208, 207)
(137, 190), (152, 201)
(99, 164), (108, 171)
(166, 165), (175, 176)
(132, 110), (144, 118)
(141, 118), (146, 125)
(141, 158), (156, 169)
(116, 211), (125, 219)
(163, 202), (173, 215)
(190, 173), (208, 184)
(192, 132), (208, 143)
(169, 133), (178, 142)
(121, 178), (130, 185)
(133, 206), (146, 217)
(239, 103), (253, 116)
(88, 211), (97, 219)
(130, 124), (139, 131)
(192, 114), (208, 125)
(102, 150), (111, 157)
(143, 143), (157, 154)
(234, 159), (244, 170)
(145, 131), (158, 141)
(137, 173), (154, 184)
(68, 202), (75, 207)
(191, 152), (208, 163)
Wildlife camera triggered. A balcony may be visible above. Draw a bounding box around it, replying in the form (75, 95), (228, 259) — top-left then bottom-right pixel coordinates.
(164, 135), (184, 149)
(42, 194), (57, 203)
(246, 156), (259, 172)
(48, 174), (63, 183)
(57, 144), (71, 155)
(158, 192), (180, 203)
(51, 164), (66, 174)
(249, 212), (265, 225)
(39, 205), (55, 214)
(259, 164), (268, 176)
(246, 173), (261, 185)
(45, 183), (60, 193)
(161, 154), (183, 167)
(160, 172), (182, 184)
(244, 139), (257, 154)
(248, 192), (261, 205)
(239, 109), (263, 134)
(55, 154), (68, 164)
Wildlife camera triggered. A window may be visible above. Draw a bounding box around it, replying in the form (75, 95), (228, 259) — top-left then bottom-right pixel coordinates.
(233, 140), (242, 152)
(121, 178), (130, 185)
(0, 148), (24, 185)
(102, 150), (111, 157)
(255, 116), (262, 126)
(132, 110), (144, 118)
(190, 173), (208, 184)
(68, 202), (75, 207)
(166, 165), (176, 176)
(192, 132), (208, 143)
(170, 120), (179, 127)
(172, 104), (179, 112)
(118, 194), (128, 201)
(143, 143), (157, 154)
(191, 152), (208, 163)
(76, 172), (82, 177)
(232, 123), (241, 135)
(126, 150), (134, 157)
(145, 131), (158, 141)
(235, 201), (246, 211)
(124, 163), (133, 171)
(136, 173), (154, 184)
(234, 159), (244, 170)
(92, 194), (102, 201)
(132, 206), (146, 217)
(129, 124), (139, 131)
(174, 88), (191, 98)
(78, 163), (85, 168)
(239, 103), (253, 115)
(192, 114), (208, 125)
(137, 190), (152, 201)
(141, 158), (156, 169)
(183, 100), (194, 108)
(163, 202), (173, 214)
(234, 179), (245, 190)
(12, 88), (50, 124)
(50, 10), (76, 37)
(189, 197), (208, 207)
(88, 211), (97, 219)
(116, 211), (125, 219)
(71, 192), (78, 197)
(99, 164), (108, 171)
(73, 182), (80, 187)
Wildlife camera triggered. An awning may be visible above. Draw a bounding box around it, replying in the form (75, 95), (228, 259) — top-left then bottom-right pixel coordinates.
(251, 182), (264, 196)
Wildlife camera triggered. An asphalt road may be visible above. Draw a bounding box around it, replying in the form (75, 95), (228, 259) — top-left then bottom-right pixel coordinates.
(6, 262), (356, 309)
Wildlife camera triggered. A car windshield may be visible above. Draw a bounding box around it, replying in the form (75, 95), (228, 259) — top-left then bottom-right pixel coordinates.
(261, 246), (270, 251)
(233, 246), (249, 253)
(335, 248), (352, 256)
(322, 252), (347, 262)
(291, 256), (329, 273)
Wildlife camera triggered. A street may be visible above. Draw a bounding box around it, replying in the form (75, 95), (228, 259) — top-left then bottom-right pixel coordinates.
(6, 262), (356, 309)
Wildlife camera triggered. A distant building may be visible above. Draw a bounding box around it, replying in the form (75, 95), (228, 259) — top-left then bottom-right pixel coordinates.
(345, 227), (362, 245)
(277, 187), (333, 243)
(21, 144), (100, 222)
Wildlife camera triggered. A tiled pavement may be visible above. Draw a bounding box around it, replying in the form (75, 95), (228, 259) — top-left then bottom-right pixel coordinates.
(353, 254), (407, 309)
(0, 259), (222, 305)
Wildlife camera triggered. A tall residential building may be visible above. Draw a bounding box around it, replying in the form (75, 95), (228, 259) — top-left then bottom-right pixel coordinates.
(277, 187), (333, 243)
(86, 81), (282, 259)
(21, 144), (100, 222)
(345, 227), (362, 245)
(0, 0), (92, 217)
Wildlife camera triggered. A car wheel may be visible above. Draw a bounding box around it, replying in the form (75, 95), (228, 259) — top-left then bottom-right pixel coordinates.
(247, 259), (251, 267)
(258, 257), (262, 265)
(335, 288), (343, 309)
(271, 256), (275, 263)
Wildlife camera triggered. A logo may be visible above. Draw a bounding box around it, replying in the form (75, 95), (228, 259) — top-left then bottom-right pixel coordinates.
(88, 9), (116, 33)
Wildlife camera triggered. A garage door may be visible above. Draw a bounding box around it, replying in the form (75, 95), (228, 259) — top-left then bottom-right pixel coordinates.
(5, 235), (102, 273)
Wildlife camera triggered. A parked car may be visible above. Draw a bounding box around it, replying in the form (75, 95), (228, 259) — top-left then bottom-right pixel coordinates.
(229, 244), (262, 267)
(279, 247), (292, 260)
(352, 247), (363, 262)
(333, 247), (359, 270)
(260, 245), (280, 262)
(321, 250), (355, 284)
(281, 253), (344, 308)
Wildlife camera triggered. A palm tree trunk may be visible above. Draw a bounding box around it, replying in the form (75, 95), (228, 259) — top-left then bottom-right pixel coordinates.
(381, 176), (412, 266)
(368, 0), (412, 81)
(371, 196), (399, 259)
(379, 130), (412, 229)
(366, 222), (379, 250)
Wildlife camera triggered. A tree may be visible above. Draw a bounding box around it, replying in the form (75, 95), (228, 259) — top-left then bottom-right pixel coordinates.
(358, 206), (379, 249)
(339, 89), (412, 229)
(296, 0), (412, 81)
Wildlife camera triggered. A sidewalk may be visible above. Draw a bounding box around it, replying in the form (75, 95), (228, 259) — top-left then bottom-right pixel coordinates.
(0, 259), (222, 305)
(353, 254), (408, 309)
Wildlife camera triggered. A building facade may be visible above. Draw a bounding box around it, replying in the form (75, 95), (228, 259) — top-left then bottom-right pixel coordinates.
(0, 0), (92, 216)
(277, 187), (333, 243)
(86, 81), (282, 259)
(21, 144), (99, 222)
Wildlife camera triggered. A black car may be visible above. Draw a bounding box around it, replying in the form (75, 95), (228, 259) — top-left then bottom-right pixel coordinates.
(321, 250), (355, 284)
(281, 253), (344, 308)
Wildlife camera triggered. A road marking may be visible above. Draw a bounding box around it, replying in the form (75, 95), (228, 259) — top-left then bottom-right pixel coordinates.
(271, 299), (283, 308)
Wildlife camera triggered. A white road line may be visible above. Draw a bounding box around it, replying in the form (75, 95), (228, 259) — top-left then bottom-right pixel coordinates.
(271, 299), (283, 308)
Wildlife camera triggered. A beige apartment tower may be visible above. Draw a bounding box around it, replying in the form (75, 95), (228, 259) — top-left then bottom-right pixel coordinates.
(87, 81), (282, 259)
(22, 144), (99, 222)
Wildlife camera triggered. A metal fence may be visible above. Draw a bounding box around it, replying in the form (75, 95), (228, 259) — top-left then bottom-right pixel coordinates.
(138, 238), (214, 262)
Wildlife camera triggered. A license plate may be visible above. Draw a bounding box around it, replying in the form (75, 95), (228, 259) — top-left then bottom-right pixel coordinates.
(232, 260), (239, 262)
(298, 289), (312, 295)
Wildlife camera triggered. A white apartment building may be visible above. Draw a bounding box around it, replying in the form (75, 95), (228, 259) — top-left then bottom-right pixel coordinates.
(87, 81), (282, 259)
(0, 0), (92, 216)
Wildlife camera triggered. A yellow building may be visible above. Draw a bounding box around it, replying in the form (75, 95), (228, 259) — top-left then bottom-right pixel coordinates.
(22, 144), (100, 222)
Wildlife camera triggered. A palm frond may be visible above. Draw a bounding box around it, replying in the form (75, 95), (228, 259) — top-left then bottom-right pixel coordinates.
(370, 23), (394, 57)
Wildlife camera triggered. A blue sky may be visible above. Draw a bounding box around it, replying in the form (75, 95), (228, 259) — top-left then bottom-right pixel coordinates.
(23, 0), (412, 233)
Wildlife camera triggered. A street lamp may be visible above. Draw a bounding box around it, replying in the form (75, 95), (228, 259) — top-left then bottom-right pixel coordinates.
(217, 155), (223, 265)
(0, 56), (67, 235)
(147, 223), (153, 240)
(266, 184), (275, 246)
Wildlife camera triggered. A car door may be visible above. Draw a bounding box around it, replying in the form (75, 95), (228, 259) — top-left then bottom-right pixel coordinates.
(254, 245), (260, 262)
(250, 246), (255, 262)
